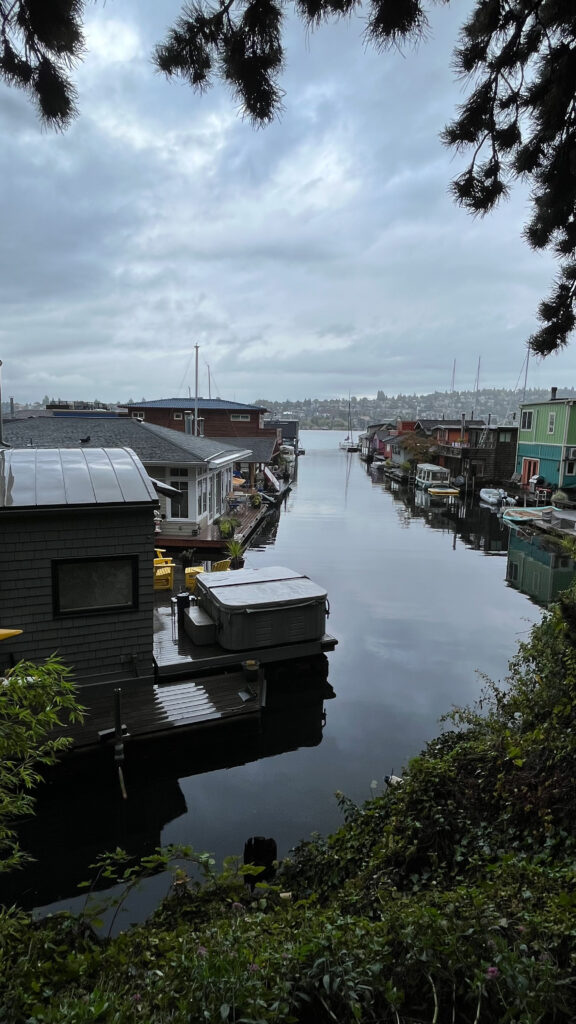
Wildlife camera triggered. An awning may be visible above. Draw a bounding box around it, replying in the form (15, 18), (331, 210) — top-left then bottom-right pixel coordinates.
(264, 466), (280, 491)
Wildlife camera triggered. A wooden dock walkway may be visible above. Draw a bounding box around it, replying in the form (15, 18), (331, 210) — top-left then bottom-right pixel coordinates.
(58, 669), (261, 753)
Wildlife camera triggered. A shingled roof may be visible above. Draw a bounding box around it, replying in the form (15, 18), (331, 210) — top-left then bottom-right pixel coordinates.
(123, 398), (267, 412)
(2, 417), (251, 466)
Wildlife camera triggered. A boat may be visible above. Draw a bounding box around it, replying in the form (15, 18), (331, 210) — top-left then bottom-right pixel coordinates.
(415, 463), (451, 489)
(479, 488), (516, 507)
(339, 398), (359, 452)
(428, 485), (460, 499)
(502, 506), (553, 525)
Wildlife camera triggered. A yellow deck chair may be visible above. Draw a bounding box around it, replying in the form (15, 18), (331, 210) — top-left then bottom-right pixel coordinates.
(154, 548), (173, 565)
(212, 558), (231, 573)
(153, 564), (174, 590)
(184, 566), (205, 592)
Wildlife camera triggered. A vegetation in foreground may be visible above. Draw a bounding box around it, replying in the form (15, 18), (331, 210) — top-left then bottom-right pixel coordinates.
(2, 593), (576, 1022)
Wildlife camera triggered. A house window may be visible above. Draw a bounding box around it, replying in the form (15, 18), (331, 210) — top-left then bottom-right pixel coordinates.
(230, 414), (250, 421)
(53, 556), (138, 616)
(173, 412), (183, 420)
(170, 468), (189, 518)
(184, 413), (204, 436)
(132, 412), (144, 421)
(197, 476), (208, 517)
(567, 461), (575, 476)
(521, 410), (533, 430)
(499, 431), (512, 443)
(548, 412), (556, 434)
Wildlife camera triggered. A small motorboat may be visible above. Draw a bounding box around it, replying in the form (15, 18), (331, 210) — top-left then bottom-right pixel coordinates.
(479, 488), (516, 507)
(428, 485), (460, 498)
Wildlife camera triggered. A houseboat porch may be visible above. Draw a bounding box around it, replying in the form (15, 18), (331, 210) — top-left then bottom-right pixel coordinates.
(51, 572), (337, 759)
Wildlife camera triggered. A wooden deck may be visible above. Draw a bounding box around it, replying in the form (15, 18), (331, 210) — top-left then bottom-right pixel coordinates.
(52, 575), (337, 757)
(59, 669), (261, 753)
(155, 490), (289, 551)
(153, 594), (337, 678)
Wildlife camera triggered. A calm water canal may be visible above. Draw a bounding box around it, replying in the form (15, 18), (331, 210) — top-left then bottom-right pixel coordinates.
(5, 429), (565, 924)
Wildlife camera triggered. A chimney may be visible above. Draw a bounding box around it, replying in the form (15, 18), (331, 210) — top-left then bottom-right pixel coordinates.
(551, 386), (558, 401)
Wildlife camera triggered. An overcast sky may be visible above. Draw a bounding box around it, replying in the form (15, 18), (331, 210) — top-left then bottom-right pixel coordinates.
(1, 0), (573, 406)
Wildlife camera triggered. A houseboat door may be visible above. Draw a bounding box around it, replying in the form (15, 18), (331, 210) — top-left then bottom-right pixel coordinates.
(521, 458), (539, 486)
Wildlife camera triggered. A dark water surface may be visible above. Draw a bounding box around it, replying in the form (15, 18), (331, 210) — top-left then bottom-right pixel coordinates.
(4, 430), (556, 924)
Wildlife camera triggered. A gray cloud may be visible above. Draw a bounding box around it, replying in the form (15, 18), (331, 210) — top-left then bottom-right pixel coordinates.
(0, 0), (570, 405)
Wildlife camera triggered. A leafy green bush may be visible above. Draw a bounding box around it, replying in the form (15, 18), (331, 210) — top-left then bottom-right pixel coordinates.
(4, 592), (576, 1021)
(0, 656), (84, 872)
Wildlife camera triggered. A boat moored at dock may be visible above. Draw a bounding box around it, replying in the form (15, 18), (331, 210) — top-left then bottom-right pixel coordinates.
(415, 463), (452, 489)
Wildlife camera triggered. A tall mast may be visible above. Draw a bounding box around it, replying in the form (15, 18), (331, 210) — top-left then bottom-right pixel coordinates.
(194, 343), (199, 436)
(474, 355), (481, 395)
(207, 364), (211, 399)
(450, 359), (456, 392)
(522, 345), (530, 404)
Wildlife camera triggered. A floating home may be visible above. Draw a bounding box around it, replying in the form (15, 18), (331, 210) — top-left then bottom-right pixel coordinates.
(0, 448), (336, 758)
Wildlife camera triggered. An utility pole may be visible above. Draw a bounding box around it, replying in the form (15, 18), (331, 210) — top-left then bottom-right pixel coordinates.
(194, 344), (199, 436)
(450, 359), (456, 392)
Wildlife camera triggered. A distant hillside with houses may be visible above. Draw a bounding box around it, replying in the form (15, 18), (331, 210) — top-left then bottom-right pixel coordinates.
(258, 388), (576, 429)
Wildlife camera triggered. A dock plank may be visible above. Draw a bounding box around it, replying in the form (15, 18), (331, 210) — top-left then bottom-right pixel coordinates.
(57, 671), (259, 751)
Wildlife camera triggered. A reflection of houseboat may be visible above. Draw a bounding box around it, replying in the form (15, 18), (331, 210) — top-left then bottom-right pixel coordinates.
(415, 463), (451, 489)
(3, 657), (335, 910)
(0, 448), (337, 758)
(506, 531), (576, 606)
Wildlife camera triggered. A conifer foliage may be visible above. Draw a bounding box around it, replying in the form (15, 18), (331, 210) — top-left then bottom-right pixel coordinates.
(442, 0), (576, 357)
(0, 0), (84, 128)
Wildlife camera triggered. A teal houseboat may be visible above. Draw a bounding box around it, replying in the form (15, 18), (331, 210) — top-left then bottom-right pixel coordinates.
(516, 388), (576, 489)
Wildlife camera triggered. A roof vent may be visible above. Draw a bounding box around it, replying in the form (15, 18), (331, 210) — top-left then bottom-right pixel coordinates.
(551, 387), (558, 401)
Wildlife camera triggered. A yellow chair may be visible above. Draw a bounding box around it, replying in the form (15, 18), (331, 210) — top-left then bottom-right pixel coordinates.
(154, 548), (173, 565)
(184, 566), (205, 592)
(153, 564), (174, 590)
(212, 559), (231, 573)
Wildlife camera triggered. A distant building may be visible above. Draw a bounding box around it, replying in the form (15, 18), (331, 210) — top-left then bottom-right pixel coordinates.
(122, 398), (275, 440)
(264, 419), (299, 448)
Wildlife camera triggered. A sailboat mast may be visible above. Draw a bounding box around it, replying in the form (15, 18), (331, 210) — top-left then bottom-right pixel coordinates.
(194, 343), (199, 436)
(522, 345), (530, 404)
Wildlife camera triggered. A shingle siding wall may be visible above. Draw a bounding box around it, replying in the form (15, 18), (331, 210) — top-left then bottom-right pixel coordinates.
(130, 407), (276, 438)
(0, 507), (154, 685)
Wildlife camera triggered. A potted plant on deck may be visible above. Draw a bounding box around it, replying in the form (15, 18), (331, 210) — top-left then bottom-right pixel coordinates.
(217, 517), (235, 540)
(226, 539), (246, 569)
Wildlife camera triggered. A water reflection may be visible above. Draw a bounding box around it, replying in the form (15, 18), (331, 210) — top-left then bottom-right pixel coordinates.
(506, 530), (576, 607)
(0, 659), (334, 910)
(376, 475), (509, 555)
